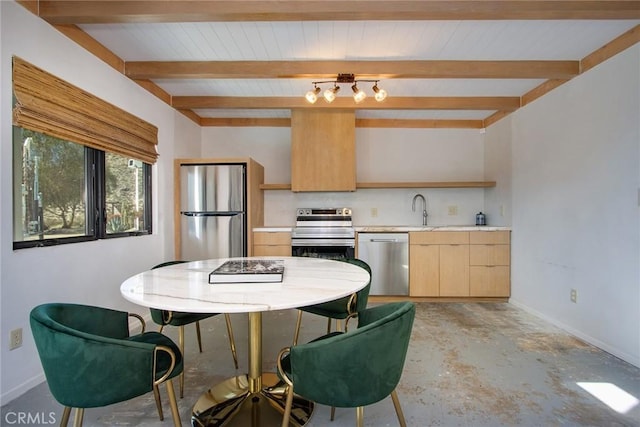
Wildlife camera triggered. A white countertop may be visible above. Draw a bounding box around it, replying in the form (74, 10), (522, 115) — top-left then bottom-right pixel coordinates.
(355, 225), (510, 232)
(120, 257), (369, 314)
(254, 226), (510, 232)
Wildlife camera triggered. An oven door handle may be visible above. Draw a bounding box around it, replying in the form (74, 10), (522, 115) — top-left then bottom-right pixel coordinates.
(292, 239), (355, 247)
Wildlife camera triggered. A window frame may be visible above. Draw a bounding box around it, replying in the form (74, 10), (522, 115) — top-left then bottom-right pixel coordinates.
(12, 133), (153, 250)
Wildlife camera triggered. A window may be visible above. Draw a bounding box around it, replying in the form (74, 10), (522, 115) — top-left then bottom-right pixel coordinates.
(11, 56), (157, 249)
(12, 128), (152, 249)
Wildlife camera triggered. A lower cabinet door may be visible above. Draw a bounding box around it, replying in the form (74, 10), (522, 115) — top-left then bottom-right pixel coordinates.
(439, 244), (470, 297)
(470, 266), (510, 297)
(409, 244), (439, 296)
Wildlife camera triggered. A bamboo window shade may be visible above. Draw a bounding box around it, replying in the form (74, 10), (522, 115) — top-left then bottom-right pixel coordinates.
(12, 56), (158, 164)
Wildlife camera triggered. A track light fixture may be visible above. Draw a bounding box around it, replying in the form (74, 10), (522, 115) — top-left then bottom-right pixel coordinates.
(305, 74), (388, 104)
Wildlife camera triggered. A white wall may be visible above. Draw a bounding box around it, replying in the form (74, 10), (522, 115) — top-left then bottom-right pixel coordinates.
(484, 118), (513, 227)
(0, 2), (199, 403)
(497, 45), (640, 367)
(201, 127), (488, 226)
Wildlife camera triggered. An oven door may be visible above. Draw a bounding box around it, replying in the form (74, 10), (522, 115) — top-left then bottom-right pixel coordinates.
(291, 238), (355, 260)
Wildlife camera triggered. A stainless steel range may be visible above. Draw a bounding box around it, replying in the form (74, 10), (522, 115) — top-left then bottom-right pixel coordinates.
(291, 208), (355, 259)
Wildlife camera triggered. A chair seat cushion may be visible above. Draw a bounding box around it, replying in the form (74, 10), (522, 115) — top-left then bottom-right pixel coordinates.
(128, 332), (184, 381)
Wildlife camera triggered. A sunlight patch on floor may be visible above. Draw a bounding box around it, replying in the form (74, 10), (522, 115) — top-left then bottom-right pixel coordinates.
(577, 382), (639, 414)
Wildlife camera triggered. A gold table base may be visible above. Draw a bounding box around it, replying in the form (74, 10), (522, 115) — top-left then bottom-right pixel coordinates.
(191, 373), (313, 427)
(191, 313), (312, 426)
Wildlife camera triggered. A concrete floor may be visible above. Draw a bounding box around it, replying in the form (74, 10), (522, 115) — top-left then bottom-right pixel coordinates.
(2, 303), (639, 426)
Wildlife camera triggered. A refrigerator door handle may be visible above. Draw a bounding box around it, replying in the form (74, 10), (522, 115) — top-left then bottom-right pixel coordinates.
(181, 211), (243, 217)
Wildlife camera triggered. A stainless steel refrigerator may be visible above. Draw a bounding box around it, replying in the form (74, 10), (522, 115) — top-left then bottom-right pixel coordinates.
(180, 164), (246, 261)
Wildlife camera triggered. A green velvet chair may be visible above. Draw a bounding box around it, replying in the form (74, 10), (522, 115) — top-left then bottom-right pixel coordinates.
(30, 303), (183, 427)
(149, 260), (239, 398)
(278, 301), (415, 427)
(292, 258), (371, 345)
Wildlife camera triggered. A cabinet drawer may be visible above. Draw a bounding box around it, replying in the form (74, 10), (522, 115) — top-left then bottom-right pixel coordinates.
(469, 244), (510, 266)
(470, 266), (510, 297)
(469, 231), (510, 244)
(253, 245), (291, 257)
(253, 232), (291, 246)
(410, 231), (469, 245)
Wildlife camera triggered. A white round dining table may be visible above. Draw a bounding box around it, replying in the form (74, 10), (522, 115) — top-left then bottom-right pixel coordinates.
(120, 256), (370, 427)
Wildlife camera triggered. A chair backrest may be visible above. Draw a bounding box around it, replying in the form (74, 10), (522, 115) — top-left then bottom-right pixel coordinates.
(288, 301), (415, 408)
(342, 258), (371, 313)
(30, 303), (157, 408)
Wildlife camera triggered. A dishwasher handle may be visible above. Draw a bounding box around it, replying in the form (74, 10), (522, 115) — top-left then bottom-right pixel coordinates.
(369, 238), (400, 243)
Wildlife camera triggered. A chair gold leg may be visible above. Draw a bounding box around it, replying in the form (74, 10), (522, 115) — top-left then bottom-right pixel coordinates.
(73, 408), (84, 427)
(153, 385), (164, 420)
(356, 406), (364, 427)
(165, 378), (182, 427)
(195, 321), (203, 353)
(224, 313), (239, 369)
(281, 385), (295, 427)
(330, 406), (336, 421)
(61, 407), (71, 427)
(390, 389), (407, 427)
(293, 310), (303, 345)
(178, 326), (185, 399)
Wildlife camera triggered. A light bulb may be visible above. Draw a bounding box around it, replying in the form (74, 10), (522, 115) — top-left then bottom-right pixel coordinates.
(305, 86), (320, 104)
(324, 86), (340, 103)
(352, 84), (366, 103)
(372, 84), (387, 102)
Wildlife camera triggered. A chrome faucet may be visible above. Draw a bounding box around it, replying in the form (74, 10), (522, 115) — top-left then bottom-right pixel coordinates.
(412, 194), (428, 226)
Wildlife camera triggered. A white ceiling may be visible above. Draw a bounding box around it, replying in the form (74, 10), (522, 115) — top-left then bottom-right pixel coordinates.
(28, 1), (640, 123)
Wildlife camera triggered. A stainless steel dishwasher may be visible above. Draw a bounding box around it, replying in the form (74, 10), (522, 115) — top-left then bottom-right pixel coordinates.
(357, 232), (409, 295)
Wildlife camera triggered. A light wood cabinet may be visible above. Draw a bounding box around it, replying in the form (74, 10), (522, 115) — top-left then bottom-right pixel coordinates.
(409, 244), (439, 296)
(409, 231), (469, 297)
(469, 231), (511, 297)
(290, 110), (356, 192)
(439, 244), (470, 296)
(253, 231), (291, 257)
(409, 230), (510, 298)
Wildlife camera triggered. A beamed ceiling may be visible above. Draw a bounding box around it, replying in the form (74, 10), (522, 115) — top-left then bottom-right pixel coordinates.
(18, 1), (640, 129)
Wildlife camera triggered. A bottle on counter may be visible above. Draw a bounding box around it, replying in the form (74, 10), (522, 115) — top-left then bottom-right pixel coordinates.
(475, 212), (486, 226)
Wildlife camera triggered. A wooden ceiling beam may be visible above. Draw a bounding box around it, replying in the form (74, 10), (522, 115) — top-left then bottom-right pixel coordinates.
(35, 1), (640, 24)
(125, 60), (579, 80)
(173, 96), (520, 111)
(199, 117), (484, 128)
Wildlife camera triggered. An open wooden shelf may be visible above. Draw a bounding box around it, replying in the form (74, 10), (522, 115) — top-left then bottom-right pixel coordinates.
(260, 181), (496, 190)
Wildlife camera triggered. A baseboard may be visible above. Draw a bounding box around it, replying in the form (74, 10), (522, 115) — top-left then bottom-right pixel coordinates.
(509, 299), (640, 369)
(1, 372), (46, 407)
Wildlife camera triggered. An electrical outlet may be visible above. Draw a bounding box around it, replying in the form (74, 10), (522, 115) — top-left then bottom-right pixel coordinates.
(570, 289), (577, 303)
(10, 328), (23, 350)
(500, 204), (505, 217)
(371, 207), (378, 218)
(447, 205), (458, 216)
